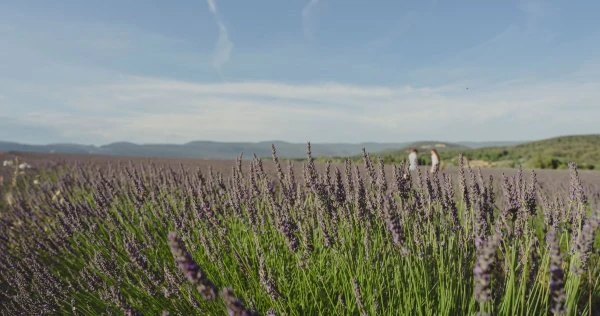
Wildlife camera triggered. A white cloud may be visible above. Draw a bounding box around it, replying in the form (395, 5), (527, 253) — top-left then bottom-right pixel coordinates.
(4, 69), (598, 145)
(13, 112), (126, 142)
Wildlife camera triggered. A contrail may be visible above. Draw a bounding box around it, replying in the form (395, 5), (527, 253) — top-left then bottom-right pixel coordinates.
(206, 0), (233, 75)
(207, 0), (217, 13)
(302, 0), (321, 40)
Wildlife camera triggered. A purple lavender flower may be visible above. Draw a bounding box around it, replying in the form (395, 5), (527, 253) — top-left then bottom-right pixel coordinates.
(277, 212), (300, 252)
(546, 227), (566, 315)
(442, 174), (460, 230)
(167, 232), (217, 300)
(285, 161), (297, 206)
(345, 159), (355, 197)
(372, 157), (388, 213)
(383, 194), (406, 252)
(221, 288), (256, 316)
(257, 246), (279, 301)
(457, 154), (471, 209)
(305, 142), (318, 189)
(572, 208), (600, 275)
(569, 162), (588, 206)
(352, 278), (367, 316)
(334, 167), (347, 207)
(500, 174), (519, 234)
(362, 148), (377, 188)
(473, 233), (501, 304)
(124, 236), (149, 271)
(393, 163), (411, 201)
(354, 166), (369, 223)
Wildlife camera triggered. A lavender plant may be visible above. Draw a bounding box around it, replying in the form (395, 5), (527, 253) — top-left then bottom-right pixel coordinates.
(0, 148), (599, 315)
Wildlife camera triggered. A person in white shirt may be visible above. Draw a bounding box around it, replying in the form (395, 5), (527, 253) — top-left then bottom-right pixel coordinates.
(430, 148), (440, 174)
(408, 148), (418, 171)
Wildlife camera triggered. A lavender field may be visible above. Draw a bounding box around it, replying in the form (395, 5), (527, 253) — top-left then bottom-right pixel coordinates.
(1, 145), (599, 315)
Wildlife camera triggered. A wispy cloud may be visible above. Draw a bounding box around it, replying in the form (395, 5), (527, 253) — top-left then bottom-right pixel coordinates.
(207, 0), (217, 13)
(206, 0), (233, 76)
(4, 67), (599, 145)
(302, 0), (322, 40)
(518, 0), (556, 21)
(515, 0), (559, 46)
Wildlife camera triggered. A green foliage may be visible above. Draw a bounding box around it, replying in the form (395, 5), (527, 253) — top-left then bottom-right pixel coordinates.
(376, 135), (600, 170)
(527, 156), (562, 169)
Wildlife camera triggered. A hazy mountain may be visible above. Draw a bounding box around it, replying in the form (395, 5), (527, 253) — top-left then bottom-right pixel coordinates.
(0, 138), (559, 160)
(2, 136), (594, 168)
(0, 140), (411, 159)
(0, 142), (99, 155)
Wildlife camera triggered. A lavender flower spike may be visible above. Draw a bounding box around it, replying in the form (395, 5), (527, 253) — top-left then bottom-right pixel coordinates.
(221, 288), (256, 316)
(167, 232), (217, 300)
(473, 233), (501, 304)
(547, 227), (566, 315)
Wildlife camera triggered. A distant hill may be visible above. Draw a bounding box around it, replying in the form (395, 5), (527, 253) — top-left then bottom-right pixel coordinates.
(400, 141), (468, 151)
(336, 141), (469, 164)
(0, 139), (512, 160)
(457, 141), (524, 148)
(0, 142), (99, 155)
(0, 140), (411, 159)
(458, 134), (600, 170)
(2, 135), (595, 169)
(371, 134), (600, 170)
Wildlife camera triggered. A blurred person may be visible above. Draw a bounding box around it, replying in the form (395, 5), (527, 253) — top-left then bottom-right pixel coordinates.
(431, 149), (441, 174)
(408, 148), (418, 171)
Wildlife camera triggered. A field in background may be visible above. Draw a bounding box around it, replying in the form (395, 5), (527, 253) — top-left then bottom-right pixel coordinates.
(2, 150), (600, 203)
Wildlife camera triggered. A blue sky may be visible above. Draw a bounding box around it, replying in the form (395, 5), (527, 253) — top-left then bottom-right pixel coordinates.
(1, 0), (599, 145)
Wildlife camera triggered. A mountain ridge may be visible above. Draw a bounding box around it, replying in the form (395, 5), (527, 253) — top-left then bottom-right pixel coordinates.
(0, 139), (514, 159)
(1, 136), (589, 162)
(0, 140), (411, 159)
